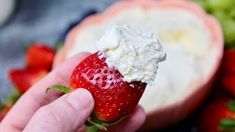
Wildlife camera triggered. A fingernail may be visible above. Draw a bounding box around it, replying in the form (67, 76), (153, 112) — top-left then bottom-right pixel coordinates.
(66, 88), (94, 110)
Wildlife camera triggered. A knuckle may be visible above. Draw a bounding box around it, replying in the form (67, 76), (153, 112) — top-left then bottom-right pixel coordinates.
(37, 105), (64, 126)
(63, 99), (78, 113)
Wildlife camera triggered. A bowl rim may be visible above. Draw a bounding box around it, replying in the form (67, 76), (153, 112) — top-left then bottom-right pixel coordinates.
(55, 0), (224, 115)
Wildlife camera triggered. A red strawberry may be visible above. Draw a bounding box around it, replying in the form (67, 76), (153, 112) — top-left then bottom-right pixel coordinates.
(222, 75), (235, 97)
(220, 49), (235, 97)
(48, 52), (146, 130)
(26, 43), (55, 71)
(0, 107), (10, 122)
(221, 49), (235, 75)
(71, 52), (146, 123)
(9, 68), (48, 93)
(198, 97), (235, 132)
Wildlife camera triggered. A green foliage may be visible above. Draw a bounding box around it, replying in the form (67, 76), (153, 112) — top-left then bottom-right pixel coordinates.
(194, 0), (235, 48)
(5, 89), (21, 107)
(219, 118), (235, 131)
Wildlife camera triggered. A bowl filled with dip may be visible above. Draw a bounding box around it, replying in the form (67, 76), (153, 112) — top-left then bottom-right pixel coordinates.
(54, 0), (224, 130)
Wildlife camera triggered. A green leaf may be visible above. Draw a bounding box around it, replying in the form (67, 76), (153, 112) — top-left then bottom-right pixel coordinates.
(5, 88), (21, 107)
(85, 114), (128, 132)
(219, 118), (235, 131)
(86, 125), (100, 132)
(86, 118), (107, 131)
(46, 85), (71, 94)
(227, 100), (235, 112)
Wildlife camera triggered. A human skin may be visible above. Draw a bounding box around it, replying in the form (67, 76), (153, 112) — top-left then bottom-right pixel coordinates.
(0, 52), (146, 132)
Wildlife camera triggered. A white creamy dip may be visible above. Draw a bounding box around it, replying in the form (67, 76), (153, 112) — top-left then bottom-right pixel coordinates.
(66, 7), (213, 111)
(97, 25), (166, 84)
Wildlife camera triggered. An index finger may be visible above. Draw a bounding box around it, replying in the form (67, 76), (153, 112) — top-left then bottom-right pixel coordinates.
(0, 52), (91, 131)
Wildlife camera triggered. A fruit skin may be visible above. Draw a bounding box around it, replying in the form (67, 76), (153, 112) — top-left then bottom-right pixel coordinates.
(8, 43), (54, 94)
(221, 49), (235, 75)
(8, 68), (47, 93)
(198, 97), (235, 132)
(222, 75), (235, 97)
(70, 52), (146, 123)
(220, 49), (235, 97)
(26, 43), (55, 71)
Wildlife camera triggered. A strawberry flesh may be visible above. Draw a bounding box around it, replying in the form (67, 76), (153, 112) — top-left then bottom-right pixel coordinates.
(71, 52), (146, 122)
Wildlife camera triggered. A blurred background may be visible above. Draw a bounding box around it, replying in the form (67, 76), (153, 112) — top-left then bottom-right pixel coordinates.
(0, 0), (235, 132)
(0, 0), (115, 98)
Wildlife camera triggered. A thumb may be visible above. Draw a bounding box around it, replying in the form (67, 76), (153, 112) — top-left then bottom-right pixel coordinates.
(23, 89), (94, 132)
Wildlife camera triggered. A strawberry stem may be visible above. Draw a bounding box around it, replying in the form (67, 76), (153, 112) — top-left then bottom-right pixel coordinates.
(46, 85), (71, 94)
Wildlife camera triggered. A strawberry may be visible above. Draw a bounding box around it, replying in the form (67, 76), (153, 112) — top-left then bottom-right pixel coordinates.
(8, 43), (53, 93)
(26, 43), (55, 71)
(71, 52), (146, 122)
(9, 68), (48, 93)
(48, 52), (146, 130)
(221, 49), (235, 75)
(222, 75), (235, 97)
(198, 97), (235, 132)
(220, 49), (235, 97)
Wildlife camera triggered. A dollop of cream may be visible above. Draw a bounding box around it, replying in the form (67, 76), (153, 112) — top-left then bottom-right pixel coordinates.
(97, 25), (166, 84)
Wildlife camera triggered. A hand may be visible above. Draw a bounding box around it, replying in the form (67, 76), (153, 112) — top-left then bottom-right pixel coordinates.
(0, 52), (146, 132)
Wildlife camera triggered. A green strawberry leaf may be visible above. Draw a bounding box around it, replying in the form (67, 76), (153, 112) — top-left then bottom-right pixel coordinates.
(5, 88), (21, 107)
(46, 85), (71, 94)
(85, 114), (128, 132)
(227, 100), (235, 112)
(86, 125), (100, 132)
(86, 118), (107, 131)
(219, 118), (235, 131)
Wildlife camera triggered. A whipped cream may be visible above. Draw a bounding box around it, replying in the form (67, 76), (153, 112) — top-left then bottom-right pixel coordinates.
(97, 25), (166, 84)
